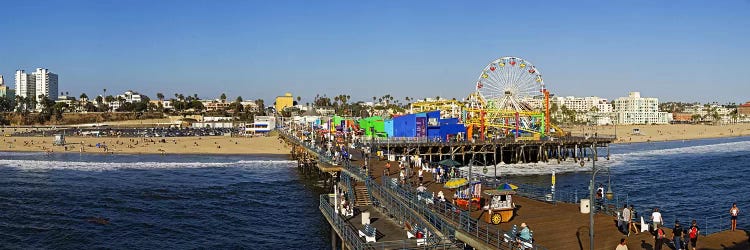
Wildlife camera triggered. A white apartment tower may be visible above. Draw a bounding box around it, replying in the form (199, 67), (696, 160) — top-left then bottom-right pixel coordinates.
(15, 70), (36, 108)
(613, 92), (671, 124)
(34, 68), (58, 110)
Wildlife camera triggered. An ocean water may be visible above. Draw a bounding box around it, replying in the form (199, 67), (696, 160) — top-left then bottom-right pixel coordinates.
(494, 136), (750, 232)
(1, 136), (748, 249)
(0, 153), (330, 249)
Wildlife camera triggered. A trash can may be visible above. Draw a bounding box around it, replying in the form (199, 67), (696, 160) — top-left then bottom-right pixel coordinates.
(580, 199), (591, 214)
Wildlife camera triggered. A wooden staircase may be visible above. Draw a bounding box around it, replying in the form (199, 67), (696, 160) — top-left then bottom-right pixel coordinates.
(354, 184), (372, 206)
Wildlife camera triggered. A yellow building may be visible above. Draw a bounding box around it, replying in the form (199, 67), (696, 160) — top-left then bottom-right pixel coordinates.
(275, 93), (294, 112)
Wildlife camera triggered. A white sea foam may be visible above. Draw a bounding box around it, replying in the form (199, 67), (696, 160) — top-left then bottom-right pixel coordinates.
(458, 159), (618, 176)
(615, 140), (750, 159)
(0, 159), (297, 171)
(459, 140), (750, 176)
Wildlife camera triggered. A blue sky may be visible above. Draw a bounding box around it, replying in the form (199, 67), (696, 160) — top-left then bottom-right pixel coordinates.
(1, 0), (748, 104)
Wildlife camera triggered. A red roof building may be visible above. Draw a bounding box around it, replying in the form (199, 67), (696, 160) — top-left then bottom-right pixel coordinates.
(738, 101), (750, 115)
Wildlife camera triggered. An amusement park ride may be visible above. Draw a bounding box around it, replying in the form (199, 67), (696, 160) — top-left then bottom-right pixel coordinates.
(463, 56), (564, 140)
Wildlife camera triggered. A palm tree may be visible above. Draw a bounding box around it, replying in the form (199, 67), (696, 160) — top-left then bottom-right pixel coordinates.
(711, 111), (721, 125)
(220, 93), (227, 102)
(157, 93), (164, 101)
(80, 93), (88, 100)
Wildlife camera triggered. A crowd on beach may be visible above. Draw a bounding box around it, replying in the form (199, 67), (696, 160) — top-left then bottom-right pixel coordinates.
(10, 127), (238, 138)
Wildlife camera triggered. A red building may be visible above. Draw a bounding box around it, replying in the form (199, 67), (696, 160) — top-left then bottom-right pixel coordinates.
(739, 101), (750, 116)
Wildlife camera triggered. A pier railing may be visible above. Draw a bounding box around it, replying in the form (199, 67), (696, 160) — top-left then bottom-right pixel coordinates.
(378, 176), (549, 250)
(319, 194), (374, 250)
(669, 213), (733, 236)
(320, 193), (459, 250)
(365, 178), (454, 247)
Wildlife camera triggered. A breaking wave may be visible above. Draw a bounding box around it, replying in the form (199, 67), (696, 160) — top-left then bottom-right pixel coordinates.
(0, 159), (296, 171)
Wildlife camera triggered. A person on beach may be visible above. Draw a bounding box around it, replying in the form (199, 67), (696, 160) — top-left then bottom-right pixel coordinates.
(672, 221), (683, 250)
(730, 203), (739, 231)
(651, 207), (663, 230)
(688, 220), (699, 250)
(615, 238), (628, 250)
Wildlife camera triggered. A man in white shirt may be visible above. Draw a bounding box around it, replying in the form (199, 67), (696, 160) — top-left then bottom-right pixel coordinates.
(651, 207), (663, 230)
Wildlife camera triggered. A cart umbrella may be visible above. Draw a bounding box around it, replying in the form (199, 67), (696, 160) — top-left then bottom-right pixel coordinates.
(438, 159), (462, 167)
(498, 183), (518, 190)
(444, 178), (469, 189)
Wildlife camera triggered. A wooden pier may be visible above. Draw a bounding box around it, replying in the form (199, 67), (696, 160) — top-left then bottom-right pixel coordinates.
(280, 130), (749, 250)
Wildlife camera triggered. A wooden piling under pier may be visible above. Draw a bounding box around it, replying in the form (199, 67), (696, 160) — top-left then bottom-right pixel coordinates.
(363, 137), (613, 166)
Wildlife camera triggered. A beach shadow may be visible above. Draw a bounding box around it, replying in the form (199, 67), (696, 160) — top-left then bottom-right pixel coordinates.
(370, 217), (379, 223)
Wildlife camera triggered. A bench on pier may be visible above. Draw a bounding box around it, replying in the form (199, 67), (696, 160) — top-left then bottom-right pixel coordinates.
(405, 222), (427, 246)
(358, 223), (377, 243)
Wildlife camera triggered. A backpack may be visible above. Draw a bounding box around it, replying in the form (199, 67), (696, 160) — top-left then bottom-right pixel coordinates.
(689, 227), (697, 238)
(657, 228), (665, 239)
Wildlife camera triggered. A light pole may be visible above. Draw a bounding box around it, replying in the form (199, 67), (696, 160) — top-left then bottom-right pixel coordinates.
(589, 143), (598, 250)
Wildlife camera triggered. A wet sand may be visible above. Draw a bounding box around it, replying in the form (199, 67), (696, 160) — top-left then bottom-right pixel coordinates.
(0, 135), (290, 155)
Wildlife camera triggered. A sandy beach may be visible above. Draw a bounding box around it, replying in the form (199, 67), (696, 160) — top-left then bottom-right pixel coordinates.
(0, 135), (290, 155)
(562, 123), (750, 143)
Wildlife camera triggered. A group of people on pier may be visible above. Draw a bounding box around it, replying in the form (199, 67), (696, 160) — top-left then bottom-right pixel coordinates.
(616, 204), (741, 250)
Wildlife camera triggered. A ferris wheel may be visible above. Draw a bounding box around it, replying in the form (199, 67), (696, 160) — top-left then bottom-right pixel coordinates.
(475, 56), (545, 111)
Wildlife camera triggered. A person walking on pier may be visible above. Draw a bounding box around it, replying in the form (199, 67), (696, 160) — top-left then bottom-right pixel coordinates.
(399, 169), (406, 185)
(688, 220), (699, 250)
(672, 220), (683, 250)
(418, 168), (424, 184)
(651, 207), (663, 230)
(385, 162), (391, 176)
(629, 205), (639, 235)
(730, 203), (740, 231)
(653, 224), (666, 250)
(622, 205), (631, 235)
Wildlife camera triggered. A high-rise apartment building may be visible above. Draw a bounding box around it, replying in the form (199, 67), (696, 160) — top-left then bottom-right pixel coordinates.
(34, 68), (58, 110)
(14, 68), (59, 111)
(15, 70), (36, 109)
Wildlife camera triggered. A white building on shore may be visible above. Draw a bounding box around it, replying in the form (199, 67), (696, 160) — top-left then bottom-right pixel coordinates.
(14, 68), (59, 111)
(613, 92), (671, 124)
